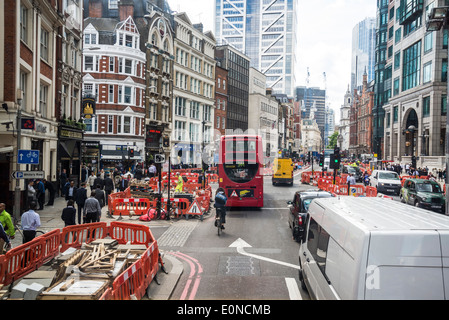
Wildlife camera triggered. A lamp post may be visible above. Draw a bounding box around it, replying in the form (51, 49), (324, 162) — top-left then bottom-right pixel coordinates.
(408, 125), (417, 170)
(13, 90), (23, 222)
(426, 7), (449, 215)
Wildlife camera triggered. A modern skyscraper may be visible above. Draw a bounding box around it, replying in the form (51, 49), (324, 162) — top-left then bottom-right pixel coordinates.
(214, 0), (298, 97)
(351, 17), (376, 94)
(295, 86), (326, 143)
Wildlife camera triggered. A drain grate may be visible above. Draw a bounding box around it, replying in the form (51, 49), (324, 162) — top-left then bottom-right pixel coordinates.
(218, 255), (260, 276)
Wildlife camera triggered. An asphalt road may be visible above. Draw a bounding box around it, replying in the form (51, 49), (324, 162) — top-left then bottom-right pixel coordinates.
(150, 168), (312, 301)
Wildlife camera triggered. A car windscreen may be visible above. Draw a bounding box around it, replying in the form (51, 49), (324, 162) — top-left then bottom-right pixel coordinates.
(416, 182), (442, 193)
(378, 172), (400, 180)
(348, 167), (361, 174)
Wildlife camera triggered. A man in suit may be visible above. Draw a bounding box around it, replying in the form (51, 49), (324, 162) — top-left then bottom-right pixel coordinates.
(43, 179), (55, 206)
(93, 173), (104, 190)
(74, 182), (87, 224)
(65, 180), (78, 202)
(94, 185), (106, 212)
(103, 173), (114, 205)
(61, 200), (76, 227)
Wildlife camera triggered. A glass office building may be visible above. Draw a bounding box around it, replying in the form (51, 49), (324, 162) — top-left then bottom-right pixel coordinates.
(215, 0), (298, 97)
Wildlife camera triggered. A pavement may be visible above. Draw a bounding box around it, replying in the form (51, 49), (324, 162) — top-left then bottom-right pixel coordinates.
(8, 184), (220, 300)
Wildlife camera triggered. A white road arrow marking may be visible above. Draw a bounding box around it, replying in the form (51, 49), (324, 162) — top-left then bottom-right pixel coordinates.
(229, 238), (301, 270)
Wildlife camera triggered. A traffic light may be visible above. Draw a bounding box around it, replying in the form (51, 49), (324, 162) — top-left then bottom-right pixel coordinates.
(319, 154), (324, 167)
(129, 148), (134, 157)
(329, 153), (341, 170)
(162, 135), (170, 148)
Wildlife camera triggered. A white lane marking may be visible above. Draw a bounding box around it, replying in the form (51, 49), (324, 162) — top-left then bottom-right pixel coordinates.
(285, 277), (302, 300)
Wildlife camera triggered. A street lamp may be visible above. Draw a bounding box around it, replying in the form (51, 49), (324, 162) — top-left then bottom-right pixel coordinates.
(407, 125), (417, 170)
(426, 6), (449, 215)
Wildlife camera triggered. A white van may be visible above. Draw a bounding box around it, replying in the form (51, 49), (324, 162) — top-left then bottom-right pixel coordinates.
(369, 169), (402, 195)
(299, 197), (449, 300)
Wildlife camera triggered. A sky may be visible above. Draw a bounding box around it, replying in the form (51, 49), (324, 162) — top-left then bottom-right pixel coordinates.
(166, 0), (377, 124)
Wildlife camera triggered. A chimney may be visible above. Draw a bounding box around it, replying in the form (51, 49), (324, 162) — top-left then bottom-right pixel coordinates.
(119, 0), (135, 22)
(89, 0), (103, 18)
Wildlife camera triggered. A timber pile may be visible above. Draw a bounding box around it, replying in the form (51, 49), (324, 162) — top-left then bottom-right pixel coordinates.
(3, 239), (148, 300)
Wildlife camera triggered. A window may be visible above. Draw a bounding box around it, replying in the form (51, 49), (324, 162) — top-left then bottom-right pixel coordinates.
(109, 85), (114, 103)
(20, 71), (28, 109)
(402, 41), (421, 91)
(124, 86), (132, 104)
(109, 57), (115, 72)
(124, 116), (131, 134)
(39, 84), (48, 118)
(117, 115), (122, 133)
(442, 95), (447, 116)
(175, 97), (186, 117)
(423, 61), (432, 84)
(189, 123), (199, 142)
(125, 34), (133, 48)
(443, 59), (448, 82)
(109, 0), (118, 9)
(217, 116), (220, 128)
(175, 120), (186, 141)
(108, 115), (113, 133)
(393, 77), (400, 96)
(423, 96), (430, 117)
(20, 4), (29, 44)
(190, 101), (200, 119)
(84, 56), (94, 71)
(84, 33), (97, 45)
(40, 28), (49, 61)
(393, 106), (398, 123)
(306, 218), (330, 278)
(424, 33), (433, 53)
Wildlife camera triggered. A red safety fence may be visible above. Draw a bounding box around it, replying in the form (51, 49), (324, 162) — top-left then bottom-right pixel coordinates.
(0, 221), (164, 300)
(110, 198), (152, 216)
(109, 221), (153, 247)
(4, 237), (45, 285)
(60, 222), (109, 253)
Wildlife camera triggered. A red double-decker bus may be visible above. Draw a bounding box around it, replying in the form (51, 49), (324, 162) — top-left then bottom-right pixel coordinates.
(218, 135), (264, 208)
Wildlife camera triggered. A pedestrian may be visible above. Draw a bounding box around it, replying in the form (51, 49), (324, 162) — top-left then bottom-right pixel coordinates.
(94, 173), (104, 190)
(43, 179), (55, 206)
(103, 173), (114, 205)
(83, 191), (102, 224)
(21, 201), (41, 244)
(61, 200), (76, 227)
(36, 178), (46, 210)
(0, 203), (15, 240)
(95, 184), (106, 209)
(74, 182), (88, 224)
(148, 162), (157, 178)
(114, 173), (122, 192)
(174, 172), (183, 193)
(134, 165), (143, 181)
(0, 223), (12, 254)
(65, 180), (77, 201)
(119, 175), (129, 191)
(81, 165), (88, 184)
(27, 180), (37, 205)
(60, 168), (68, 197)
(88, 171), (96, 191)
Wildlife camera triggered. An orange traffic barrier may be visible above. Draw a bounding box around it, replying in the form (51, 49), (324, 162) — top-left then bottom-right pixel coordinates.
(60, 222), (108, 253)
(112, 256), (147, 300)
(4, 237), (45, 285)
(0, 256), (5, 284)
(110, 198), (152, 216)
(41, 229), (61, 263)
(109, 221), (154, 247)
(365, 186), (378, 197)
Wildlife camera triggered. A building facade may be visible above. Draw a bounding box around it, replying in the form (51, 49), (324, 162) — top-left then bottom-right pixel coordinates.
(214, 0), (298, 96)
(248, 68), (279, 164)
(215, 65), (228, 137)
(382, 0), (446, 169)
(338, 86), (352, 154)
(216, 44), (250, 132)
(351, 17), (376, 94)
(172, 13), (216, 166)
(82, 1), (147, 172)
(295, 86), (326, 143)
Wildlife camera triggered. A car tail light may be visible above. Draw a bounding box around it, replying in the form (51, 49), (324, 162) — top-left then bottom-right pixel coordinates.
(298, 216), (303, 226)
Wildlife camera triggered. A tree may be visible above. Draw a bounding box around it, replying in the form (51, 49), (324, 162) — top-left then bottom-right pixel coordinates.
(327, 131), (339, 149)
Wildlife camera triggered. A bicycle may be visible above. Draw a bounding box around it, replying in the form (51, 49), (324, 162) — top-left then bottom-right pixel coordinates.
(215, 207), (225, 236)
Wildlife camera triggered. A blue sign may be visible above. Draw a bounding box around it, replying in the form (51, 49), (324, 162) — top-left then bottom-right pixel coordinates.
(18, 149), (40, 165)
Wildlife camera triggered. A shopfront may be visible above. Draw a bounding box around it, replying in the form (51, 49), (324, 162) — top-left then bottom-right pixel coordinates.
(58, 124), (84, 186)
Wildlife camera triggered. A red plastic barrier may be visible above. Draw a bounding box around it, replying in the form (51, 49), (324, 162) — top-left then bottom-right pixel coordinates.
(109, 221), (154, 247)
(110, 198), (152, 216)
(0, 256), (6, 284)
(365, 186), (378, 197)
(41, 229), (61, 263)
(60, 222), (108, 253)
(141, 243), (160, 288)
(4, 237), (45, 285)
(112, 258), (146, 300)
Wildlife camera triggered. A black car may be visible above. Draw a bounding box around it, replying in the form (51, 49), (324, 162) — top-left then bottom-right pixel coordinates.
(340, 165), (363, 183)
(287, 190), (334, 242)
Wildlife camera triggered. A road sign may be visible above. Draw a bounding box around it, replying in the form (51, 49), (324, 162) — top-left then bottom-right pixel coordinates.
(187, 199), (203, 215)
(11, 171), (45, 180)
(17, 149), (40, 164)
(154, 154), (165, 164)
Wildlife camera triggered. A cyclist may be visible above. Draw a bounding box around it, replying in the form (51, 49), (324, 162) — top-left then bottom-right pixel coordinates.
(0, 203), (15, 241)
(214, 188), (227, 230)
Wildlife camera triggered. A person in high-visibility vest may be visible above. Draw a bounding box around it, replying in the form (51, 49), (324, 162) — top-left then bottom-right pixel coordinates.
(175, 172), (183, 193)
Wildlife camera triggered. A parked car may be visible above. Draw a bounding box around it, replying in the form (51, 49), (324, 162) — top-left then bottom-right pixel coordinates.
(287, 190), (334, 242)
(370, 170), (402, 196)
(340, 165), (363, 182)
(400, 178), (445, 213)
(299, 196), (449, 300)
